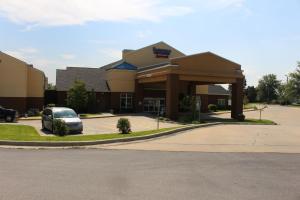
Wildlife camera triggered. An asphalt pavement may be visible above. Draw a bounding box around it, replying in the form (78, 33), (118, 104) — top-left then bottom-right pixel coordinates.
(0, 148), (300, 200)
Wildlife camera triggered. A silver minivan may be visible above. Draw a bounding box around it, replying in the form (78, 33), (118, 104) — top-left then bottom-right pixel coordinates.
(42, 107), (83, 133)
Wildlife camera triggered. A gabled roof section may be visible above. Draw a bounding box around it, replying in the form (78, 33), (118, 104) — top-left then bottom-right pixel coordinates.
(107, 61), (137, 71)
(56, 67), (109, 92)
(171, 51), (241, 68)
(208, 85), (230, 95)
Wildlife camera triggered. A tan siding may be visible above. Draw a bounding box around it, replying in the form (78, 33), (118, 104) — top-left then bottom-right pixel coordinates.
(106, 69), (136, 92)
(171, 53), (243, 78)
(196, 85), (209, 94)
(0, 52), (28, 97)
(0, 52), (45, 98)
(124, 42), (185, 68)
(27, 67), (45, 97)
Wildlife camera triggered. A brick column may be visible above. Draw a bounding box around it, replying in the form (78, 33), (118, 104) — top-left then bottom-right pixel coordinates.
(166, 74), (179, 119)
(231, 78), (244, 120)
(135, 79), (144, 113)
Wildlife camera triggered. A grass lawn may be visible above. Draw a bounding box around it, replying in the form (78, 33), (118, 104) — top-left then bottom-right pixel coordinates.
(0, 125), (178, 142)
(205, 118), (276, 125)
(243, 103), (258, 110)
(243, 118), (276, 125)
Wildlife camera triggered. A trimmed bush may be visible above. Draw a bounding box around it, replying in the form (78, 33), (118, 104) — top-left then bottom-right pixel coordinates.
(53, 119), (69, 136)
(117, 118), (131, 134)
(208, 104), (217, 112)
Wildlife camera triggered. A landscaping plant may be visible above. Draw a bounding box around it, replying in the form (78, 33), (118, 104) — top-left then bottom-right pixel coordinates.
(117, 118), (131, 134)
(208, 104), (217, 112)
(53, 119), (69, 136)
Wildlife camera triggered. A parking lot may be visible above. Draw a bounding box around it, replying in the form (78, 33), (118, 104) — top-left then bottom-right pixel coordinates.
(19, 115), (180, 135)
(103, 105), (300, 153)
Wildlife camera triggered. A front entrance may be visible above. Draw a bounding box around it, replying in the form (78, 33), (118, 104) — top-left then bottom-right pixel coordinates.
(143, 98), (165, 114)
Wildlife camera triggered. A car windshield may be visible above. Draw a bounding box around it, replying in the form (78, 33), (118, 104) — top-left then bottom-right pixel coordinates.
(53, 110), (77, 118)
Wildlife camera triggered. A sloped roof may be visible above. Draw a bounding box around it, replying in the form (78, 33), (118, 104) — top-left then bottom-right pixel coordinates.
(56, 67), (109, 92)
(208, 85), (230, 95)
(105, 61), (137, 71)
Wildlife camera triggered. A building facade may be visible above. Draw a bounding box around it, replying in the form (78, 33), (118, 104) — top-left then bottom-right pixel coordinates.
(56, 42), (244, 119)
(0, 51), (46, 113)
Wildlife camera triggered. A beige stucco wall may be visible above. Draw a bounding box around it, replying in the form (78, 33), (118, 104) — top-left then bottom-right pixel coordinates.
(27, 67), (45, 97)
(196, 85), (208, 94)
(0, 52), (45, 97)
(171, 52), (243, 78)
(106, 69), (136, 92)
(124, 42), (185, 68)
(0, 52), (28, 97)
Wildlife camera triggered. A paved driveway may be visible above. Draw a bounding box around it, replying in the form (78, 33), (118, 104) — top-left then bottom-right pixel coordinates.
(19, 115), (179, 135)
(103, 105), (300, 153)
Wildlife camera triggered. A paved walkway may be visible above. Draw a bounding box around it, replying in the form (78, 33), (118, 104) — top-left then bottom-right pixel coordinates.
(102, 105), (300, 153)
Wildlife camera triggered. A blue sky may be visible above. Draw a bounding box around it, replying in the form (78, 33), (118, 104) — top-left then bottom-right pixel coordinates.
(0, 0), (299, 85)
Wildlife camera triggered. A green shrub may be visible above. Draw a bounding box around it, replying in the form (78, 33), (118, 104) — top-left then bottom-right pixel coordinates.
(53, 119), (69, 136)
(208, 104), (217, 112)
(178, 115), (194, 123)
(117, 118), (131, 134)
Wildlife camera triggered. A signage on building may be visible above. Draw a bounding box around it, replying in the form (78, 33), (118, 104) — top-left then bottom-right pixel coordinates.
(153, 47), (171, 58)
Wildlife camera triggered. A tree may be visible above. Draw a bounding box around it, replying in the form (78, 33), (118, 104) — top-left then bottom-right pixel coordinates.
(278, 83), (293, 105)
(257, 74), (280, 103)
(66, 80), (88, 113)
(47, 83), (56, 90)
(287, 62), (300, 102)
(245, 86), (257, 102)
(87, 89), (97, 113)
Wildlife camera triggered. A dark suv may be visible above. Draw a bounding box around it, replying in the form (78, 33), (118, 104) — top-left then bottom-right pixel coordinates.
(0, 106), (18, 122)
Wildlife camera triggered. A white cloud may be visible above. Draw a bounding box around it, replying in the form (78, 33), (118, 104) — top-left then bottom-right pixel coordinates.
(61, 54), (76, 60)
(0, 0), (193, 27)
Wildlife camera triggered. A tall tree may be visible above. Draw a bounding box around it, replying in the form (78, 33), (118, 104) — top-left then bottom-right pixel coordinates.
(67, 80), (88, 113)
(287, 62), (300, 102)
(245, 86), (257, 102)
(257, 74), (280, 103)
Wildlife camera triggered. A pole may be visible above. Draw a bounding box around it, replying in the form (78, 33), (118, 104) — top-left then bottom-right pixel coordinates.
(157, 100), (160, 130)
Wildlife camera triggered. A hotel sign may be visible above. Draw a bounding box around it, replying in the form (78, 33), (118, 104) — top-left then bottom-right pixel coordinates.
(153, 47), (171, 58)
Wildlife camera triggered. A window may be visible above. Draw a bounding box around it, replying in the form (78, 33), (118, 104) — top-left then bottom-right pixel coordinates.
(217, 99), (226, 106)
(120, 93), (133, 110)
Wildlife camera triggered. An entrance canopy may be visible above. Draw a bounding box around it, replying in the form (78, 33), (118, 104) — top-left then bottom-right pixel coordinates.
(135, 52), (245, 120)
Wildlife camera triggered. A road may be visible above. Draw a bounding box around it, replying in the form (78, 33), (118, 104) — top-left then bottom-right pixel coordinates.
(102, 105), (300, 153)
(0, 149), (300, 200)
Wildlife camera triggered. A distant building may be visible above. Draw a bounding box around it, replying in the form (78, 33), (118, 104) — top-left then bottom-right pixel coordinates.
(56, 41), (244, 119)
(0, 51), (46, 113)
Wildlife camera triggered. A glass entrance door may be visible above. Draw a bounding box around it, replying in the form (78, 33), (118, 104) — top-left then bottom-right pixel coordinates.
(143, 98), (165, 114)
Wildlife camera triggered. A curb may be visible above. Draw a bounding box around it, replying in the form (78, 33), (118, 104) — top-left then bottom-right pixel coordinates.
(0, 122), (222, 147)
(19, 115), (117, 121)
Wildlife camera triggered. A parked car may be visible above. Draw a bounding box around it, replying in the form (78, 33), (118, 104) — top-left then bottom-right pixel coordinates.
(41, 107), (83, 134)
(0, 106), (18, 122)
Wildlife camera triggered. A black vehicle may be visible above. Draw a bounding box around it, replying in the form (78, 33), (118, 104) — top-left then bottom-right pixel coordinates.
(0, 106), (18, 122)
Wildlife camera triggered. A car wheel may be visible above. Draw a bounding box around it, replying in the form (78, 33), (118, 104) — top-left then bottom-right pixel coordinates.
(42, 121), (45, 130)
(5, 115), (13, 122)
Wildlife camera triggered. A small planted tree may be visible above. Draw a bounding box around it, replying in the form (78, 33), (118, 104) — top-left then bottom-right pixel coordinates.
(87, 89), (97, 113)
(67, 80), (88, 113)
(53, 119), (69, 136)
(117, 118), (131, 134)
